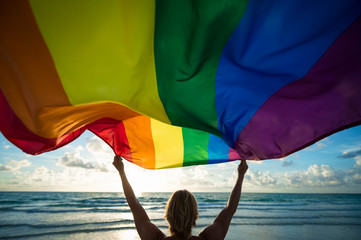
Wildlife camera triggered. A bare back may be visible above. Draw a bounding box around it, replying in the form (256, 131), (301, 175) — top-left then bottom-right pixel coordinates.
(163, 236), (204, 240)
(114, 157), (248, 240)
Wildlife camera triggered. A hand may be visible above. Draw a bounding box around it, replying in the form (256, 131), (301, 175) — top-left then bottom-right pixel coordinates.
(113, 155), (124, 173)
(237, 160), (248, 177)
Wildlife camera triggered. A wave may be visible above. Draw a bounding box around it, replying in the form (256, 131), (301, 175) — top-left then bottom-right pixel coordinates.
(331, 202), (361, 205)
(192, 205), (361, 213)
(232, 215), (361, 219)
(138, 197), (170, 203)
(229, 222), (361, 226)
(4, 203), (361, 213)
(45, 203), (129, 208)
(2, 221), (361, 239)
(237, 206), (361, 212)
(0, 226), (138, 239)
(146, 206), (166, 211)
(0, 200), (26, 204)
(0, 219), (169, 239)
(1, 216), (359, 233)
(198, 202), (226, 206)
(0, 220), (132, 229)
(192, 221), (361, 230)
(3, 205), (361, 214)
(0, 207), (132, 214)
(0, 218), (167, 230)
(0, 207), (14, 211)
(79, 199), (127, 204)
(199, 215), (361, 220)
(240, 203), (308, 207)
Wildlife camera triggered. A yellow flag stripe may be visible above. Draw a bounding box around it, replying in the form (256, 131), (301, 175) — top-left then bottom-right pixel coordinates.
(29, 0), (170, 124)
(151, 118), (184, 169)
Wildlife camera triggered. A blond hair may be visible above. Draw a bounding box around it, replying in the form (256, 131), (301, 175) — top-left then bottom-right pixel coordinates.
(165, 190), (199, 240)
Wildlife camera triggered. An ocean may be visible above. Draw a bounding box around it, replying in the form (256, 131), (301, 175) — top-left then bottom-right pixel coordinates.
(0, 192), (360, 240)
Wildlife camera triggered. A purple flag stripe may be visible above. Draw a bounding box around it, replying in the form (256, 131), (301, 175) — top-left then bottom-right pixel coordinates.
(234, 16), (361, 160)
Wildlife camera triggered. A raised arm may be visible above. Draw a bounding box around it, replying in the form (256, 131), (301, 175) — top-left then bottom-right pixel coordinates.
(113, 156), (165, 240)
(199, 160), (248, 240)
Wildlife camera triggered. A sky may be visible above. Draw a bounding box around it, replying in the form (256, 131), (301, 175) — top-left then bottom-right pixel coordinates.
(0, 125), (361, 193)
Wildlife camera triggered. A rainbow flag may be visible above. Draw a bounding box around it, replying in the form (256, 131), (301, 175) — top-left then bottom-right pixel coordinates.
(1, 0), (361, 169)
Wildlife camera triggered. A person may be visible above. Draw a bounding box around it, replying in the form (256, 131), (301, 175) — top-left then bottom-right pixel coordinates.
(113, 156), (248, 240)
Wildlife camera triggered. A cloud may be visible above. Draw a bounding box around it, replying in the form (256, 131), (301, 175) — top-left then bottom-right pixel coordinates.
(284, 164), (350, 187)
(75, 145), (84, 152)
(306, 140), (327, 151)
(243, 158), (361, 191)
(3, 145), (10, 149)
(56, 151), (111, 172)
(86, 136), (112, 155)
(338, 149), (361, 159)
(245, 169), (278, 186)
(355, 158), (361, 167)
(179, 165), (217, 188)
(29, 167), (55, 183)
(0, 164), (12, 171)
(0, 165), (117, 191)
(248, 160), (264, 165)
(351, 173), (361, 184)
(57, 152), (96, 169)
(0, 159), (31, 174)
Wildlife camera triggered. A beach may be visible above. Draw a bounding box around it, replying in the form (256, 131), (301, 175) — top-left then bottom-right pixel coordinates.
(1, 192), (361, 239)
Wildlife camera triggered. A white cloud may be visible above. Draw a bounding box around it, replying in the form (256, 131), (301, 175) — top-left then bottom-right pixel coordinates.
(11, 159), (31, 168)
(241, 158), (361, 191)
(75, 145), (84, 152)
(284, 164), (347, 187)
(3, 145), (10, 149)
(0, 164), (120, 192)
(245, 169), (277, 186)
(0, 159), (31, 174)
(2, 148), (361, 192)
(248, 160), (264, 165)
(56, 151), (111, 173)
(178, 165), (218, 190)
(29, 166), (55, 183)
(57, 152), (96, 169)
(354, 158), (361, 167)
(0, 142), (115, 190)
(352, 173), (361, 184)
(306, 140), (328, 151)
(86, 136), (112, 155)
(314, 142), (326, 150)
(0, 164), (12, 171)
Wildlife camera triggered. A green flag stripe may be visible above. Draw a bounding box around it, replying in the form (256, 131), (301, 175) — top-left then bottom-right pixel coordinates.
(154, 0), (249, 135)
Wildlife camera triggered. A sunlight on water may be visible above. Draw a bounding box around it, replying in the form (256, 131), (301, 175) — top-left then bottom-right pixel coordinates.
(115, 230), (141, 240)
